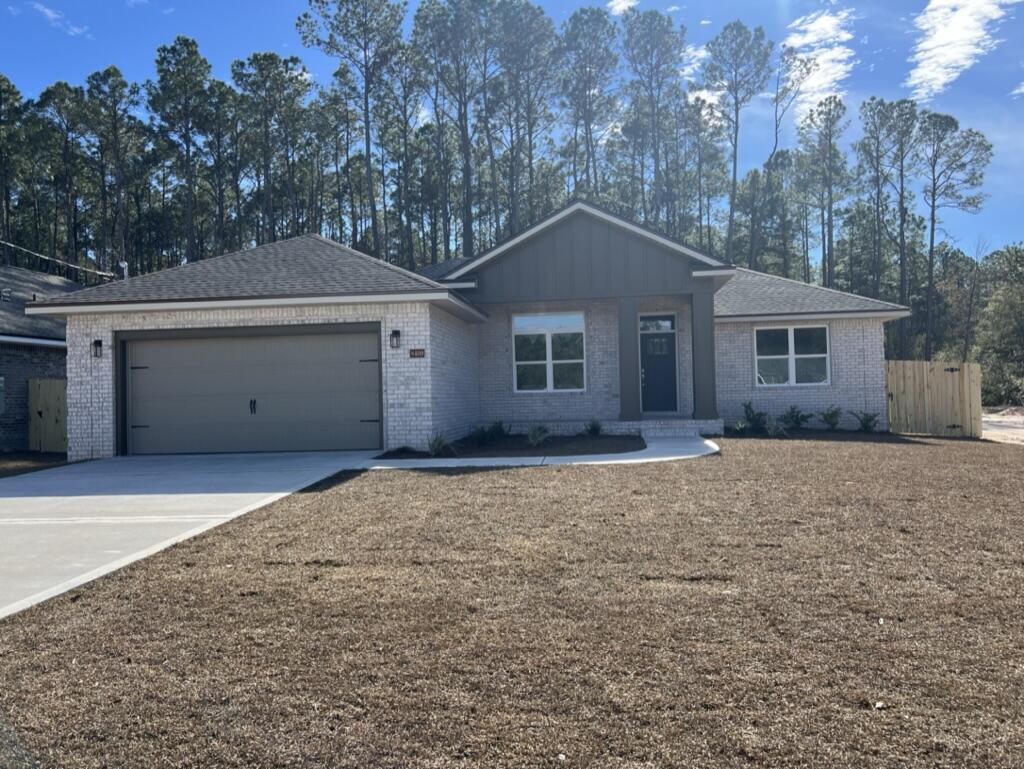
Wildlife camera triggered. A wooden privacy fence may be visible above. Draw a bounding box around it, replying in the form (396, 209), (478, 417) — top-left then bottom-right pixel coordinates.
(885, 360), (982, 438)
(28, 378), (67, 453)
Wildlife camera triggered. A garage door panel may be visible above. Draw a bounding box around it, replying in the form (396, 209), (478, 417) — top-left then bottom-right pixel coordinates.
(126, 331), (382, 454)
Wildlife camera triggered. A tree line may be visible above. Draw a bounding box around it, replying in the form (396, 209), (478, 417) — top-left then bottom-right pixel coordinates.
(0, 1), (1020, 402)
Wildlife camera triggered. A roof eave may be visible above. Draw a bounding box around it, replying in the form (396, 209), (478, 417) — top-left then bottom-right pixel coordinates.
(714, 309), (911, 323)
(0, 333), (66, 348)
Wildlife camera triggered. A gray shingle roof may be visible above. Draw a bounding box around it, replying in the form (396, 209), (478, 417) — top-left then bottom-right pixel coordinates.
(714, 268), (908, 318)
(31, 235), (444, 308)
(416, 257), (471, 281)
(0, 266), (78, 340)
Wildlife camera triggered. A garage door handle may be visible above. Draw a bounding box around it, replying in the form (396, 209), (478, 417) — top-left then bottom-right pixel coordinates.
(249, 398), (256, 415)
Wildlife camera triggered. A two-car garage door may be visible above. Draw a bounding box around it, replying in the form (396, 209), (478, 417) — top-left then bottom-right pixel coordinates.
(125, 330), (381, 454)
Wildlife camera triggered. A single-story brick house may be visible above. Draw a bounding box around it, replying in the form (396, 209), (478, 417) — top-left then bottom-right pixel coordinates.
(1, 265), (77, 452)
(27, 202), (908, 460)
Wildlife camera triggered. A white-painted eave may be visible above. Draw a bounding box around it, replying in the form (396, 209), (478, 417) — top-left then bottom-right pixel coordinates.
(714, 309), (910, 323)
(25, 291), (488, 323)
(0, 334), (66, 349)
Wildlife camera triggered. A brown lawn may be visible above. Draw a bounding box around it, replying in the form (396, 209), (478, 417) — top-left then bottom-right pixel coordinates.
(1, 434), (1023, 768)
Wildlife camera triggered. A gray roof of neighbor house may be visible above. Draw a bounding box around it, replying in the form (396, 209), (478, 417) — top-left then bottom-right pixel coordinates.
(29, 234), (446, 309)
(0, 265), (78, 340)
(714, 268), (908, 318)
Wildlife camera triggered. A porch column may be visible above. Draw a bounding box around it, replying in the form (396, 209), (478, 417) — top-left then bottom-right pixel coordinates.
(617, 296), (641, 420)
(691, 291), (719, 420)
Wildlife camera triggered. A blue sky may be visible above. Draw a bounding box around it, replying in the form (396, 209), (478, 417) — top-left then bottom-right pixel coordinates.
(2, 0), (1022, 252)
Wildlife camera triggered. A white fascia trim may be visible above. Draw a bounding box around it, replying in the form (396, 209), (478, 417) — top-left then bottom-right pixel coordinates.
(0, 334), (66, 348)
(693, 268), (737, 277)
(440, 280), (477, 289)
(715, 310), (911, 323)
(445, 201), (727, 279)
(26, 291), (482, 318)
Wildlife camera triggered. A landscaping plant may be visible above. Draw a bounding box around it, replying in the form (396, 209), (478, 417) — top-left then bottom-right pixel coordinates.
(765, 417), (788, 438)
(486, 421), (508, 442)
(585, 419), (603, 437)
(818, 405), (843, 430)
(779, 405), (813, 431)
(427, 432), (451, 457)
(850, 410), (880, 433)
(527, 424), (549, 447)
(741, 401), (768, 434)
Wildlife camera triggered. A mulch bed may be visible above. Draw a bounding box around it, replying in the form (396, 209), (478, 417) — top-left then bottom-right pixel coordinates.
(0, 453), (66, 479)
(2, 433), (1023, 767)
(378, 432), (645, 459)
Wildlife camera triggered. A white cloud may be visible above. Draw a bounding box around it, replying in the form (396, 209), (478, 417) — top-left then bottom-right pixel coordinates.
(666, 5), (680, 11)
(699, 18), (711, 25)
(607, 0), (638, 15)
(1013, 82), (1024, 97)
(905, 0), (1023, 101)
(125, 0), (148, 6)
(162, 6), (175, 14)
(680, 44), (708, 80)
(30, 1), (90, 37)
(785, 8), (858, 118)
(7, 4), (21, 15)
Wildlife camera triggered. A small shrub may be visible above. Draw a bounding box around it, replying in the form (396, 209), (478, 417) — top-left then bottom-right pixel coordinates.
(467, 426), (490, 446)
(585, 419), (603, 437)
(732, 419), (751, 435)
(765, 417), (788, 438)
(742, 401), (768, 434)
(818, 405), (843, 430)
(779, 405), (813, 431)
(850, 410), (879, 433)
(427, 432), (450, 457)
(486, 421), (507, 442)
(527, 424), (549, 447)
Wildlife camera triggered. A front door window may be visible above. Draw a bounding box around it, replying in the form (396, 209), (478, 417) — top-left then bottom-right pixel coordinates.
(640, 314), (678, 412)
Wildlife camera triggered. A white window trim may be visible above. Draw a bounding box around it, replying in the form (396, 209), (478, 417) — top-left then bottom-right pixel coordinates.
(512, 312), (586, 393)
(754, 325), (831, 388)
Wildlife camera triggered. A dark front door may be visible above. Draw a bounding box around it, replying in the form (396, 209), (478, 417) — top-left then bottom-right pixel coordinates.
(640, 315), (678, 412)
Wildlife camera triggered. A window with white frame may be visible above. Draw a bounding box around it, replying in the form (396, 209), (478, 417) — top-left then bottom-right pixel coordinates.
(755, 326), (829, 386)
(513, 312), (585, 392)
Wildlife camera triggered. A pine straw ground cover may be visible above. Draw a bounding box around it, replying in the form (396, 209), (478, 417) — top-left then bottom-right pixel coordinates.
(1, 435), (1023, 768)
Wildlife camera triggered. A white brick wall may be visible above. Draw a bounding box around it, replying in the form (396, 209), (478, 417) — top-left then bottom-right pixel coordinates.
(64, 302), (438, 460)
(715, 318), (889, 430)
(428, 305), (480, 443)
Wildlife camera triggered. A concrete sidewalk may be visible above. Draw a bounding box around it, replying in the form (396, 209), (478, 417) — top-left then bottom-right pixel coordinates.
(360, 436), (720, 470)
(0, 451), (375, 619)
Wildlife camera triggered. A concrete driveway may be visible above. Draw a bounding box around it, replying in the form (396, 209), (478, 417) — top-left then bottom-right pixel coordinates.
(0, 452), (374, 619)
(984, 411), (1024, 445)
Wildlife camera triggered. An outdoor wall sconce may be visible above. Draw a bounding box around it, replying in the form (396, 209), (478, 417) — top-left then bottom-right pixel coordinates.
(92, 339), (103, 358)
(389, 329), (402, 349)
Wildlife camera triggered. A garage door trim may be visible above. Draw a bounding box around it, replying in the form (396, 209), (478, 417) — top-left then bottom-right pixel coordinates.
(114, 323), (382, 455)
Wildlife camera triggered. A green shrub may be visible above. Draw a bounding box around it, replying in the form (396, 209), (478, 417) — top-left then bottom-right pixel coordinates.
(527, 424), (549, 447)
(486, 421), (507, 442)
(427, 432), (450, 457)
(779, 405), (813, 431)
(818, 405), (843, 430)
(850, 410), (879, 433)
(467, 426), (490, 446)
(765, 417), (788, 438)
(585, 419), (603, 437)
(742, 401), (768, 434)
(732, 419), (751, 435)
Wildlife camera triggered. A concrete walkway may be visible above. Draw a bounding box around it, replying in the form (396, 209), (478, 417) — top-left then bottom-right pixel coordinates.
(360, 436), (720, 470)
(0, 451), (375, 619)
(983, 412), (1024, 446)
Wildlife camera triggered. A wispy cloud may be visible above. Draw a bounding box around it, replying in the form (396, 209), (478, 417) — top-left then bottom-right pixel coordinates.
(30, 1), (90, 37)
(607, 0), (638, 15)
(785, 8), (858, 118)
(1013, 82), (1024, 97)
(666, 5), (680, 11)
(125, 0), (148, 6)
(700, 19), (711, 25)
(905, 0), (1022, 101)
(680, 44), (708, 80)
(7, 4), (21, 15)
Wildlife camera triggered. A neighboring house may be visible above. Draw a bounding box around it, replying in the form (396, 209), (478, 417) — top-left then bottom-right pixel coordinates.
(26, 202), (909, 461)
(1, 265), (78, 452)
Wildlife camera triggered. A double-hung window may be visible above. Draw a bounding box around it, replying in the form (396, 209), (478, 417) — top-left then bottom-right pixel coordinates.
(755, 326), (829, 386)
(513, 312), (585, 392)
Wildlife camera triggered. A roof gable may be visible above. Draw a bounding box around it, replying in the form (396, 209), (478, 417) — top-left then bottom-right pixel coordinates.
(30, 234), (444, 309)
(444, 201), (730, 280)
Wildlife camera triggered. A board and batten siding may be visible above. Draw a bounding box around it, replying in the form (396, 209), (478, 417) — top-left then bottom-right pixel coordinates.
(715, 317), (889, 431)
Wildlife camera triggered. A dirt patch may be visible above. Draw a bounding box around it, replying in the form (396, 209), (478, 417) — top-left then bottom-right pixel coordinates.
(0, 452), (66, 479)
(1, 435), (1023, 768)
(378, 432), (645, 459)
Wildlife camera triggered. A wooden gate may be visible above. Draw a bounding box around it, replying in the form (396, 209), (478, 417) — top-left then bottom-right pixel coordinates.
(885, 361), (982, 438)
(28, 378), (67, 453)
